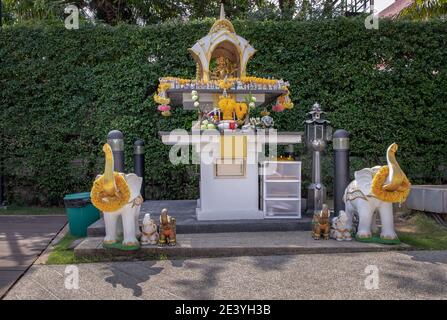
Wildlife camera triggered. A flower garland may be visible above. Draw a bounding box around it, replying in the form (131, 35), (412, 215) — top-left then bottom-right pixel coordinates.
(218, 79), (234, 90)
(191, 90), (200, 108)
(273, 89), (293, 112)
(158, 76), (286, 88)
(371, 166), (411, 203)
(218, 97), (236, 120)
(154, 94), (170, 105)
(217, 97), (248, 121)
(91, 172), (131, 212)
(235, 102), (248, 121)
(154, 82), (172, 116)
(239, 76), (278, 86)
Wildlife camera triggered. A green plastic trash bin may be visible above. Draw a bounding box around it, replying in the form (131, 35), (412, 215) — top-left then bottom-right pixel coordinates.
(63, 192), (100, 237)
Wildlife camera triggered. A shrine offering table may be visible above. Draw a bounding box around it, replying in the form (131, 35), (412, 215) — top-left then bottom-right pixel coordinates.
(160, 130), (303, 221)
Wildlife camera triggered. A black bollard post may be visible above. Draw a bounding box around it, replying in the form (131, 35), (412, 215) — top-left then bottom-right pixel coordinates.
(133, 139), (145, 199)
(0, 155), (5, 208)
(0, 174), (4, 208)
(333, 129), (350, 216)
(107, 130), (125, 172)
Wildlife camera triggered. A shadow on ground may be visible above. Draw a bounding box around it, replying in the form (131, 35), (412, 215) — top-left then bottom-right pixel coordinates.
(104, 261), (164, 297)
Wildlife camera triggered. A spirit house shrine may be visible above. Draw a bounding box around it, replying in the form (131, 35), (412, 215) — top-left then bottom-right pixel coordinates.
(155, 5), (303, 221)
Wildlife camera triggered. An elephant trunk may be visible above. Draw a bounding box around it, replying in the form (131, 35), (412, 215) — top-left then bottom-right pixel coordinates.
(102, 143), (117, 196)
(371, 143), (411, 203)
(383, 143), (409, 192)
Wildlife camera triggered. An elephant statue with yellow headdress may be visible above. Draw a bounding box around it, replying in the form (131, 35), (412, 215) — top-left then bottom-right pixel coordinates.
(343, 143), (411, 242)
(90, 144), (143, 249)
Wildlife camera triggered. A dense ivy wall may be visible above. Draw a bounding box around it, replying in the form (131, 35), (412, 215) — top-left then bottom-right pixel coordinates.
(1, 18), (446, 205)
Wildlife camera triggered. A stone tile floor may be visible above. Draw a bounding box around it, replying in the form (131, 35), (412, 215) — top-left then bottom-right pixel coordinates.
(0, 215), (67, 298)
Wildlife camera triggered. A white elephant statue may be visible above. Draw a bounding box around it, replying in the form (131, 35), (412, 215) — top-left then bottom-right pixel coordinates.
(343, 143), (411, 241)
(91, 144), (143, 249)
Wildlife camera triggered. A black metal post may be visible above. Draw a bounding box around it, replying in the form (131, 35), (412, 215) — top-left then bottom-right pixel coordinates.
(133, 139), (145, 199)
(0, 172), (5, 208)
(107, 130), (125, 172)
(0, 146), (5, 208)
(333, 129), (350, 216)
(0, 0), (3, 27)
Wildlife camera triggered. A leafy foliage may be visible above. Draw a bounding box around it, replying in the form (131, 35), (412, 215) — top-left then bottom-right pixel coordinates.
(1, 0), (371, 25)
(399, 0), (447, 20)
(1, 18), (446, 205)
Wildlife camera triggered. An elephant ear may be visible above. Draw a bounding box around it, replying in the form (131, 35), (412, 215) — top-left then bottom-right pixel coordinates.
(354, 168), (374, 196)
(124, 173), (143, 200)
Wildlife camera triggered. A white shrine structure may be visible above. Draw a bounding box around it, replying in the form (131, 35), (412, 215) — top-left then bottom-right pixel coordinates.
(157, 5), (303, 221)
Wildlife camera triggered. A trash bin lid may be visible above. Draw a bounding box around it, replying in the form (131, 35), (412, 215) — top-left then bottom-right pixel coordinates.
(64, 192), (91, 200)
(64, 192), (92, 208)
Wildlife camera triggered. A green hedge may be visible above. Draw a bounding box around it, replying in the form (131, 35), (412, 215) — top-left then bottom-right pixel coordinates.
(1, 18), (446, 205)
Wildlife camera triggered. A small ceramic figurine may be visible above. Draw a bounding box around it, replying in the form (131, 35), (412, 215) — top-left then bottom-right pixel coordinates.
(330, 211), (352, 241)
(311, 204), (331, 240)
(141, 214), (159, 245)
(158, 208), (177, 246)
(261, 115), (274, 128)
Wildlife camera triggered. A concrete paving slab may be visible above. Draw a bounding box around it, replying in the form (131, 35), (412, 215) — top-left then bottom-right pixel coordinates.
(0, 215), (67, 299)
(74, 231), (411, 261)
(5, 250), (447, 300)
(0, 271), (24, 297)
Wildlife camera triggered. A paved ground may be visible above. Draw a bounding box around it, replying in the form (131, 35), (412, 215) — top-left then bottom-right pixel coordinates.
(75, 232), (410, 260)
(0, 216), (67, 298)
(4, 250), (447, 299)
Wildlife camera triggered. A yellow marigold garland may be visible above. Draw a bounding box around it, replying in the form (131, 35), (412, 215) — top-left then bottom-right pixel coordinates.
(218, 98), (237, 120)
(157, 83), (171, 93)
(371, 166), (411, 203)
(91, 172), (131, 212)
(159, 76), (283, 87)
(240, 76), (277, 86)
(218, 79), (234, 90)
(154, 94), (170, 105)
(235, 102), (248, 121)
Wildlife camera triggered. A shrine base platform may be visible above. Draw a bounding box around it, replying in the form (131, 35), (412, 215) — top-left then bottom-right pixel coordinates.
(87, 200), (311, 237)
(74, 231), (411, 260)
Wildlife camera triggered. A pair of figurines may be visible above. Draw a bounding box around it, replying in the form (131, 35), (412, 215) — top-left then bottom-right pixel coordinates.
(140, 208), (177, 246)
(312, 204), (352, 241)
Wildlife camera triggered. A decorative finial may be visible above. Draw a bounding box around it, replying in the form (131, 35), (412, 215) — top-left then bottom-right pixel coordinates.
(220, 2), (225, 20)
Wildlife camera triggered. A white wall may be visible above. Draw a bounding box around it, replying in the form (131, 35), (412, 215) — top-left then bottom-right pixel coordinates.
(375, 0), (395, 13)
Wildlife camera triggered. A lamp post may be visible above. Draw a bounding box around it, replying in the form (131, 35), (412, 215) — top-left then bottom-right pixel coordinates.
(304, 103), (332, 214)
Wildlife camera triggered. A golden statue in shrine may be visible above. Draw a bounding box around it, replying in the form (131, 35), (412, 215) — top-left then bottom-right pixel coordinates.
(189, 4), (256, 82)
(210, 56), (239, 80)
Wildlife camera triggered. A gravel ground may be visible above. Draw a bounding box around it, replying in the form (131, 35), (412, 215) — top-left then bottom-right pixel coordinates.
(4, 250), (447, 300)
